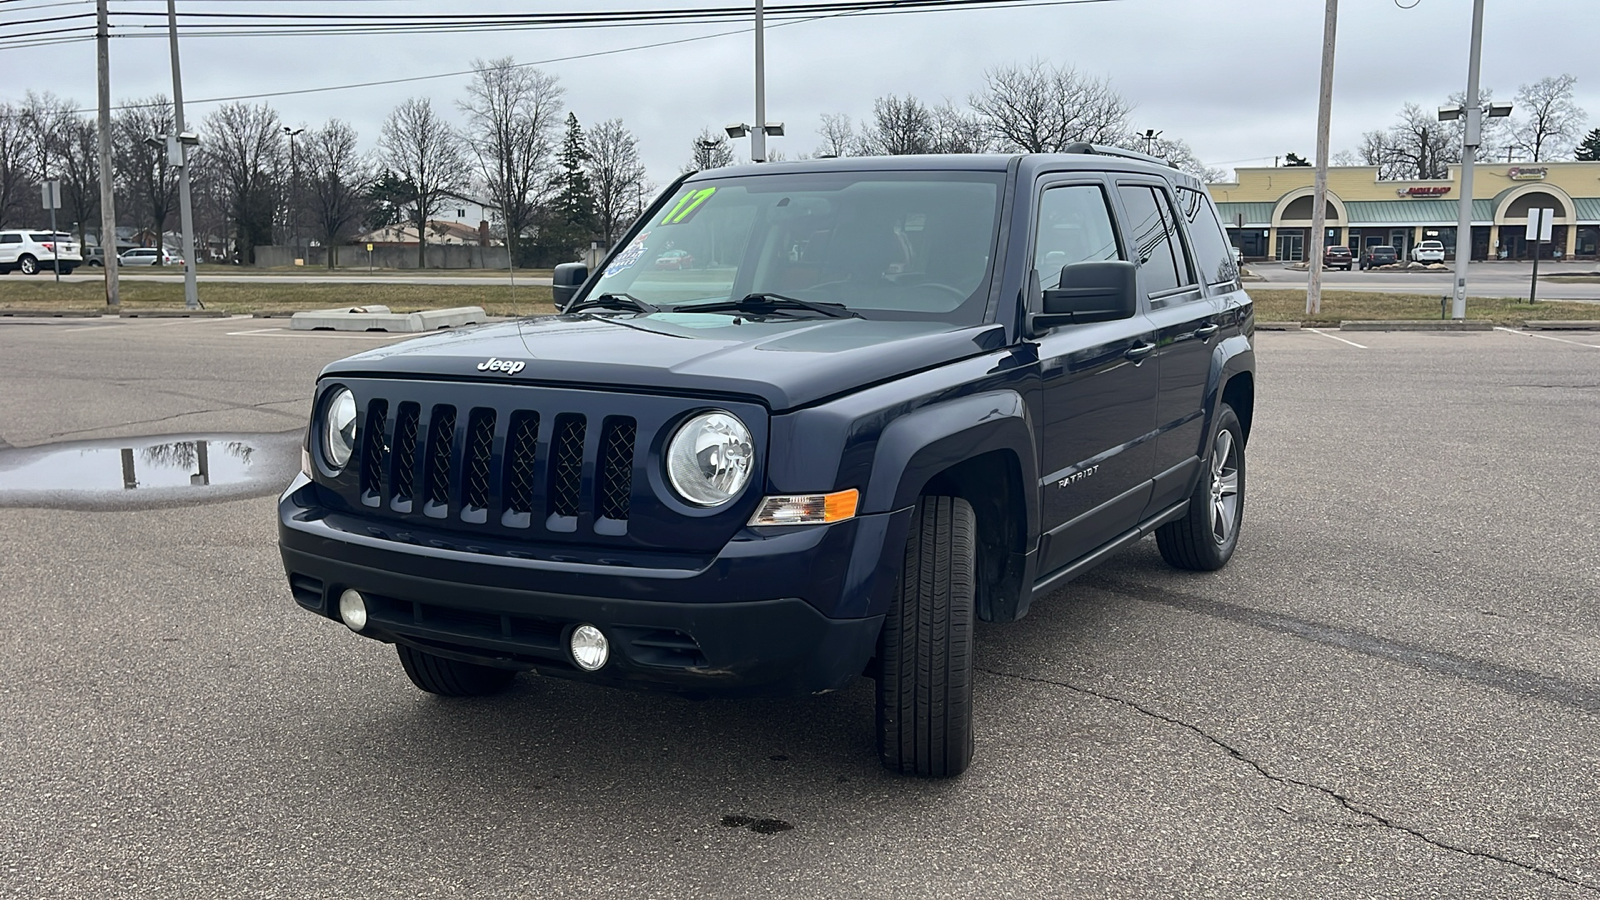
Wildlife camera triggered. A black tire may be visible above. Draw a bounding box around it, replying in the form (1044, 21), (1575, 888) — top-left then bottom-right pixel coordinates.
(1156, 404), (1245, 571)
(876, 495), (975, 778)
(18, 255), (38, 275)
(58, 265), (75, 276)
(396, 644), (516, 696)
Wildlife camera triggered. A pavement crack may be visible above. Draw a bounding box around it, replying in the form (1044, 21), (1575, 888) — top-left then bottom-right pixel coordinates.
(977, 666), (1600, 893)
(46, 398), (306, 439)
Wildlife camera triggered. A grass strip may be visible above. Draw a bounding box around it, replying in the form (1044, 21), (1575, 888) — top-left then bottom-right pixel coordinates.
(0, 280), (556, 317)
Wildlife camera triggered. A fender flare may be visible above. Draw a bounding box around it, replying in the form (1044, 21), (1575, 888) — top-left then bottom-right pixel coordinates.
(862, 389), (1039, 538)
(1204, 335), (1255, 455)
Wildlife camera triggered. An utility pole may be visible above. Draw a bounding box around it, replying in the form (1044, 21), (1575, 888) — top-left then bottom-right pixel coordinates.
(1448, 0), (1486, 321)
(283, 126), (305, 262)
(1307, 0), (1338, 316)
(167, 0), (200, 310)
(96, 0), (119, 308)
(751, 0), (766, 162)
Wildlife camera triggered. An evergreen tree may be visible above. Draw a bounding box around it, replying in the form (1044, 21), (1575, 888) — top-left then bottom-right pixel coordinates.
(1576, 128), (1600, 162)
(1283, 152), (1312, 167)
(544, 112), (596, 258)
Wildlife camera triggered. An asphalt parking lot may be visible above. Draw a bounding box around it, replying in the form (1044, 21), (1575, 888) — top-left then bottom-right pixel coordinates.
(1, 316), (1598, 898)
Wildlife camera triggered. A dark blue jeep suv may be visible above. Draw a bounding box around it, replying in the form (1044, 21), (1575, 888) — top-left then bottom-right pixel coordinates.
(278, 147), (1255, 777)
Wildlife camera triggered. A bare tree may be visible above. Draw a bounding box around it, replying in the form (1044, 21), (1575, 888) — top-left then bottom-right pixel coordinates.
(113, 95), (177, 252)
(585, 118), (646, 247)
(687, 128), (735, 171)
(58, 117), (100, 246)
(814, 113), (857, 158)
(0, 103), (30, 227)
(929, 101), (988, 154)
(17, 93), (100, 245)
(1512, 74), (1586, 161)
(971, 60), (1133, 153)
(380, 97), (470, 268)
(1360, 103), (1456, 180)
(859, 95), (933, 155)
(457, 58), (564, 266)
(301, 119), (373, 268)
(1130, 135), (1227, 183)
(203, 102), (283, 264)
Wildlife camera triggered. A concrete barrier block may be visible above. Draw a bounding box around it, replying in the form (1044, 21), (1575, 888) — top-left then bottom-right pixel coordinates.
(290, 305), (484, 332)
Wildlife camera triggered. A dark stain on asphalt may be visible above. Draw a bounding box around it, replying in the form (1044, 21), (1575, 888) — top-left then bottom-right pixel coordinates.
(1096, 579), (1600, 715)
(721, 815), (793, 835)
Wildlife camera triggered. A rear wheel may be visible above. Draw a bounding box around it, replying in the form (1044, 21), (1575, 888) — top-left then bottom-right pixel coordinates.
(876, 495), (976, 778)
(18, 255), (38, 275)
(1156, 404), (1245, 571)
(396, 644), (516, 696)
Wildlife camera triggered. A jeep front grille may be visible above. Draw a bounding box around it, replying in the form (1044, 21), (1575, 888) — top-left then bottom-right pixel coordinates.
(351, 397), (637, 536)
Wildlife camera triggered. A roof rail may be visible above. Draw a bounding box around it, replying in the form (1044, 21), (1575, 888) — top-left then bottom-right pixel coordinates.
(1062, 142), (1179, 169)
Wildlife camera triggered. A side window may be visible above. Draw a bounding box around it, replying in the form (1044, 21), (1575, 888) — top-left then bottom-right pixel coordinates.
(1116, 185), (1189, 298)
(1032, 184), (1121, 290)
(1176, 186), (1239, 287)
(0, 234), (21, 244)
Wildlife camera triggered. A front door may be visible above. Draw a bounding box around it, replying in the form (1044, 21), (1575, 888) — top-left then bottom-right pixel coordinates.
(1275, 230), (1304, 262)
(1030, 179), (1159, 577)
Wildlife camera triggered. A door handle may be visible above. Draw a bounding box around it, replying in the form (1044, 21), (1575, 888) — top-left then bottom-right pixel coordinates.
(1195, 323), (1220, 340)
(1125, 342), (1156, 361)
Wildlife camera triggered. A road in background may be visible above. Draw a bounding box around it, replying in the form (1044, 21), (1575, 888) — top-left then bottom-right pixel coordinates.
(1249, 259), (1600, 301)
(1, 317), (1598, 898)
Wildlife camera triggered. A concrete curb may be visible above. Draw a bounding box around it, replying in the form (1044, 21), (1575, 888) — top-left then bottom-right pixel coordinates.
(290, 305), (485, 332)
(0, 309), (104, 318)
(118, 309), (231, 318)
(1522, 320), (1600, 331)
(1255, 321), (1302, 330)
(1339, 320), (1493, 331)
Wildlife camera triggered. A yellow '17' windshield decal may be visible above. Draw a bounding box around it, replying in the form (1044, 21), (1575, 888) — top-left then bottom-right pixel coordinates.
(659, 187), (716, 225)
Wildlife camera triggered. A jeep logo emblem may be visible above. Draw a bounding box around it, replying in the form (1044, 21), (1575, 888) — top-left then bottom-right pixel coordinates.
(476, 357), (526, 375)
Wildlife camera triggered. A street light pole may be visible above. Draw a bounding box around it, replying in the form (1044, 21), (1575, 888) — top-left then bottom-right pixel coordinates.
(96, 0), (119, 308)
(1448, 0), (1486, 321)
(283, 126), (304, 262)
(166, 0), (199, 310)
(752, 0), (766, 162)
(1307, 0), (1338, 316)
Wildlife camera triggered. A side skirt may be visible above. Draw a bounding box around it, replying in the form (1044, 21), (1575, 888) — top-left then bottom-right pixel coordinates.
(1028, 499), (1189, 602)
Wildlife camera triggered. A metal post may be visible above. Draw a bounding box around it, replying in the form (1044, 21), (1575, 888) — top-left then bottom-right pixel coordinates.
(752, 0), (766, 162)
(1307, 0), (1338, 316)
(1529, 209), (1542, 304)
(96, 0), (119, 308)
(1450, 0), (1486, 321)
(167, 0), (200, 310)
(48, 183), (60, 282)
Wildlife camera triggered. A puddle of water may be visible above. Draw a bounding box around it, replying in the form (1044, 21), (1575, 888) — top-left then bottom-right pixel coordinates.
(0, 432), (299, 509)
(0, 439), (258, 492)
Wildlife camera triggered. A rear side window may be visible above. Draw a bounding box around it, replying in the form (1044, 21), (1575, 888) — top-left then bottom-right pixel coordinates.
(28, 233), (52, 242)
(1033, 184), (1121, 290)
(1175, 187), (1240, 287)
(1117, 185), (1193, 297)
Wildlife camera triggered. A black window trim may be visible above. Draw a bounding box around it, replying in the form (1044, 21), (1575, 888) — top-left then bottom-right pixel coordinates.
(1026, 173), (1127, 314)
(1175, 185), (1242, 293)
(1114, 178), (1202, 304)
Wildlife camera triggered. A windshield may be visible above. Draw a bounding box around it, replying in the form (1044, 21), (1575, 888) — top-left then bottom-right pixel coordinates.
(585, 170), (1005, 322)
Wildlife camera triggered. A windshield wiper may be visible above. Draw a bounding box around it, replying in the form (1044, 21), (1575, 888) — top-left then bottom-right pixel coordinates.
(677, 292), (861, 319)
(566, 292), (659, 315)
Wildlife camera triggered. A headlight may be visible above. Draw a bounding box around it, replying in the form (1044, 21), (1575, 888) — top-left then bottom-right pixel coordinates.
(322, 387), (357, 469)
(666, 411), (753, 506)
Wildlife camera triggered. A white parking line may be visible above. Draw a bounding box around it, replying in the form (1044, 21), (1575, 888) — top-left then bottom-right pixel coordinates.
(1493, 326), (1600, 349)
(226, 327), (411, 340)
(1305, 328), (1368, 349)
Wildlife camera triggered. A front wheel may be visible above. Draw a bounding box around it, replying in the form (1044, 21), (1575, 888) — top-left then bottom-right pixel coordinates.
(18, 255), (38, 275)
(876, 495), (976, 778)
(1156, 404), (1245, 571)
(396, 644), (516, 696)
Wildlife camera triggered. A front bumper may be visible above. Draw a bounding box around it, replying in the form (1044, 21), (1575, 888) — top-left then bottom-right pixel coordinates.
(278, 476), (905, 696)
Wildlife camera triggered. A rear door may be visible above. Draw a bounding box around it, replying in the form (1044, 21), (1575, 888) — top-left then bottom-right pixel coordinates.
(0, 233), (20, 266)
(1031, 176), (1160, 576)
(1112, 181), (1224, 515)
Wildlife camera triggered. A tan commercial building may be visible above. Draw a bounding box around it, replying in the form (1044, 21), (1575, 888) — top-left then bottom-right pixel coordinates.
(1206, 161), (1600, 262)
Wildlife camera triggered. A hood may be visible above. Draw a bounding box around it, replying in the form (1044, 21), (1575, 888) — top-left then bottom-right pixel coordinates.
(320, 313), (1007, 411)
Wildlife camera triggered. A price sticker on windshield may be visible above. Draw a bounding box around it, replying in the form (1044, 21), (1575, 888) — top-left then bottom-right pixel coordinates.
(659, 187), (717, 226)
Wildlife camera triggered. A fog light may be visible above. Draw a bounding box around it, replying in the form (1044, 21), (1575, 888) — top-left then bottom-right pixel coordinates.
(338, 589), (368, 632)
(569, 624), (609, 671)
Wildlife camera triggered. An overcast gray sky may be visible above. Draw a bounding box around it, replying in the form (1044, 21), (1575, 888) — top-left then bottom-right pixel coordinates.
(8, 0), (1598, 185)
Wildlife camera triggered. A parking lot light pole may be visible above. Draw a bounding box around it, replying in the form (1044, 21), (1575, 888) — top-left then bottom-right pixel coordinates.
(1446, 0), (1486, 321)
(1307, 0), (1338, 316)
(167, 0), (199, 310)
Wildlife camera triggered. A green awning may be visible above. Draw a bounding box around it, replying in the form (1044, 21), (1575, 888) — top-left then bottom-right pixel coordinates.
(1343, 199), (1494, 226)
(1572, 197), (1600, 222)
(1214, 202), (1275, 227)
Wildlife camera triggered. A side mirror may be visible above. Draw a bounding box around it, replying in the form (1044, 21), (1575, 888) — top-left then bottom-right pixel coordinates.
(552, 262), (588, 309)
(1031, 260), (1138, 332)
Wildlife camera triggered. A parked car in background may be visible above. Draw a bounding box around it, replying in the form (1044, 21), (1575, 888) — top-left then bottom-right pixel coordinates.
(1323, 245), (1353, 270)
(652, 249), (694, 270)
(85, 247), (105, 267)
(1410, 240), (1446, 264)
(0, 230), (82, 275)
(119, 247), (184, 267)
(1360, 245), (1398, 270)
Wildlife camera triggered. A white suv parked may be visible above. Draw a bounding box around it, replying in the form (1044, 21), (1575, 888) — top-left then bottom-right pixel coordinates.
(0, 230), (82, 275)
(1410, 240), (1446, 264)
